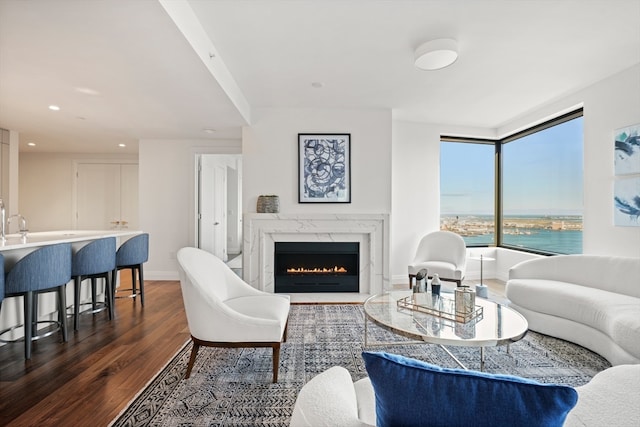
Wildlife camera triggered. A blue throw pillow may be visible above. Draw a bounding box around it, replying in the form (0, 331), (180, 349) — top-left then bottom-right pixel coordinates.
(362, 351), (578, 427)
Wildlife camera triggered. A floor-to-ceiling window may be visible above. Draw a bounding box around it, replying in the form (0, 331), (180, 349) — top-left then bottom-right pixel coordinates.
(440, 139), (495, 247)
(440, 109), (584, 255)
(501, 113), (583, 254)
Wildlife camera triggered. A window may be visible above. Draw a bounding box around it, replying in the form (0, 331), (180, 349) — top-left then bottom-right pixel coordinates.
(501, 115), (583, 254)
(440, 140), (495, 246)
(440, 109), (583, 255)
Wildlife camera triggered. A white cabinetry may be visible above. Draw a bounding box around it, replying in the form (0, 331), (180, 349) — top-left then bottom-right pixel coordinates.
(74, 162), (138, 230)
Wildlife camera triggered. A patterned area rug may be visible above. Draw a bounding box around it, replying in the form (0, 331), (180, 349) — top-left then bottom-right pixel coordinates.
(111, 304), (610, 426)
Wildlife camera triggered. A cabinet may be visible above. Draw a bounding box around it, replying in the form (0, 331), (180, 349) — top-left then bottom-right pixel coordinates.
(75, 162), (138, 230)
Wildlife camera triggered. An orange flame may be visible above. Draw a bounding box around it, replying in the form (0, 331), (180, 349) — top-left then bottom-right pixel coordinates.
(286, 266), (348, 274)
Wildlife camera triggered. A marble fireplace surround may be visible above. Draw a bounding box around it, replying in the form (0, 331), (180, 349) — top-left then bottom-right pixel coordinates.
(243, 213), (390, 295)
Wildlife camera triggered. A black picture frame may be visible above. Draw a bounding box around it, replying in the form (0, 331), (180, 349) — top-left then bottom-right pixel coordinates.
(298, 133), (351, 203)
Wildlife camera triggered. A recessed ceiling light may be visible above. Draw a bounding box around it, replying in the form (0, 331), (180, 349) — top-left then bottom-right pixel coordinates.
(27, 142), (36, 147)
(414, 38), (458, 70)
(48, 105), (60, 111)
(311, 82), (324, 88)
(118, 143), (126, 147)
(203, 128), (216, 134)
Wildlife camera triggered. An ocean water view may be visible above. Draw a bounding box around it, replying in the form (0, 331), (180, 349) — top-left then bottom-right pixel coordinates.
(441, 214), (583, 254)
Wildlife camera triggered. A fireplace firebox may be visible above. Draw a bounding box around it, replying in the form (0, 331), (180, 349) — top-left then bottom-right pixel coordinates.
(274, 242), (359, 293)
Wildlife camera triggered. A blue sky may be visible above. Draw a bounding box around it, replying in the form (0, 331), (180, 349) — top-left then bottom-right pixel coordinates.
(441, 117), (584, 216)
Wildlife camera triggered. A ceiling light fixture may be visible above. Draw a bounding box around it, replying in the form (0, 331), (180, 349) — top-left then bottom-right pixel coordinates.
(118, 143), (126, 147)
(27, 142), (36, 147)
(203, 128), (216, 134)
(414, 38), (458, 71)
(48, 105), (61, 111)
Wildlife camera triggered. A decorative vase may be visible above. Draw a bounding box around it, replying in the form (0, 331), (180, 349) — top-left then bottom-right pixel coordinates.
(257, 195), (280, 213)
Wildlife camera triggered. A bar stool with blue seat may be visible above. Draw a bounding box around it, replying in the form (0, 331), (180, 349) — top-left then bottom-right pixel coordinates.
(1, 243), (72, 359)
(114, 233), (149, 306)
(71, 237), (116, 331)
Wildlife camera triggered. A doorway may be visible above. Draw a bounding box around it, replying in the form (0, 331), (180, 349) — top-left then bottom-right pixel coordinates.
(196, 154), (242, 262)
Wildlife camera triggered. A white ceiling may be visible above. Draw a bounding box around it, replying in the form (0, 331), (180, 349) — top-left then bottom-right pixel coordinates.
(1, 0), (638, 154)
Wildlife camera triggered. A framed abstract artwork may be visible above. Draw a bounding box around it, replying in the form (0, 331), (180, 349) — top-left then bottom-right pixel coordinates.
(614, 124), (640, 226)
(614, 123), (640, 175)
(614, 176), (640, 226)
(298, 133), (351, 203)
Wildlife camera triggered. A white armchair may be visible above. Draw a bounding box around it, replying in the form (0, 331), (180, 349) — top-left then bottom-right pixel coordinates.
(176, 247), (290, 383)
(408, 231), (467, 288)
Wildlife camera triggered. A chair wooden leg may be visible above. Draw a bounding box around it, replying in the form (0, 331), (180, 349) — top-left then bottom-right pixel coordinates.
(57, 285), (68, 342)
(185, 341), (200, 379)
(31, 293), (39, 337)
(138, 264), (145, 306)
(74, 276), (82, 331)
(131, 268), (137, 299)
(24, 291), (33, 360)
(105, 272), (114, 320)
(90, 277), (98, 312)
(272, 343), (281, 383)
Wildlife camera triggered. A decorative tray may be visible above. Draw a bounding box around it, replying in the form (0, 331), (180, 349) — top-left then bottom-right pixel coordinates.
(396, 293), (483, 324)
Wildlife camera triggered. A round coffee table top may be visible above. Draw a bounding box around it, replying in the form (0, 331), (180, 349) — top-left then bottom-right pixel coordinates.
(364, 290), (528, 348)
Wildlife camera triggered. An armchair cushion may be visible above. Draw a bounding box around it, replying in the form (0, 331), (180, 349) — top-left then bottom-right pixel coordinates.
(362, 351), (578, 427)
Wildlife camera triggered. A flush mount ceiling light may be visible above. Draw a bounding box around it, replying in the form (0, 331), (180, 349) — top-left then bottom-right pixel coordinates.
(414, 38), (458, 70)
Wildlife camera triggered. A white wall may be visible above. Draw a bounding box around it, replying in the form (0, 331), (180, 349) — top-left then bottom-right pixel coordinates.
(242, 107), (392, 215)
(138, 139), (241, 279)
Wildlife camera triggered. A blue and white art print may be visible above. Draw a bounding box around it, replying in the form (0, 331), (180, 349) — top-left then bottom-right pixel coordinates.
(614, 124), (640, 175)
(614, 176), (640, 226)
(298, 133), (351, 203)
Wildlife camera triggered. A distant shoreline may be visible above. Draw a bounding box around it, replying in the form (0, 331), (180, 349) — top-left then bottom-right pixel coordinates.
(441, 214), (583, 254)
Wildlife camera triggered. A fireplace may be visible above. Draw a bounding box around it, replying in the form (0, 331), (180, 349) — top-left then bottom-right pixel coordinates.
(274, 242), (359, 293)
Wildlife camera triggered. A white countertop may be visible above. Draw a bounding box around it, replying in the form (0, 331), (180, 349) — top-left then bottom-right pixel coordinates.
(0, 230), (143, 252)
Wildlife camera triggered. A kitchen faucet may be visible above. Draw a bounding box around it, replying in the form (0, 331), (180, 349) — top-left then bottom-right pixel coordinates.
(7, 214), (28, 238)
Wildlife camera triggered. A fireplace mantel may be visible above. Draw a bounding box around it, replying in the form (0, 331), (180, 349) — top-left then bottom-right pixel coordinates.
(243, 213), (390, 295)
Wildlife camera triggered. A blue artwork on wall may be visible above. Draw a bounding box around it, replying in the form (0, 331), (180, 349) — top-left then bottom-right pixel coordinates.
(298, 134), (351, 203)
(614, 124), (640, 227)
(615, 124), (640, 175)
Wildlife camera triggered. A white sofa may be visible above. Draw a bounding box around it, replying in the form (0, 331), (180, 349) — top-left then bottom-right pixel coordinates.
(505, 254), (640, 365)
(289, 364), (640, 427)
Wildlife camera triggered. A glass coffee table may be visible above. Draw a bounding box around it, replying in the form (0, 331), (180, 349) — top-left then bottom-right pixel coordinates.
(363, 290), (528, 371)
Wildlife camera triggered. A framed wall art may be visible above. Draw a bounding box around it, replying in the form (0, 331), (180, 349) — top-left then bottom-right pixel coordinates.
(614, 123), (640, 175)
(614, 176), (640, 226)
(298, 133), (351, 203)
(614, 123), (640, 226)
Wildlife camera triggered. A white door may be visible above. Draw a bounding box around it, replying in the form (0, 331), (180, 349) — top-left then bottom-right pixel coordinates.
(198, 156), (227, 261)
(76, 163), (121, 229)
(75, 163), (138, 229)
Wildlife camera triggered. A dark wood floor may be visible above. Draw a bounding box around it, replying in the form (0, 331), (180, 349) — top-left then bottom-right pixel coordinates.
(0, 279), (189, 427)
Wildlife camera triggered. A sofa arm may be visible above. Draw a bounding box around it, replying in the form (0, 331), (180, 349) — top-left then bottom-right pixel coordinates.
(565, 364), (640, 426)
(290, 366), (374, 427)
